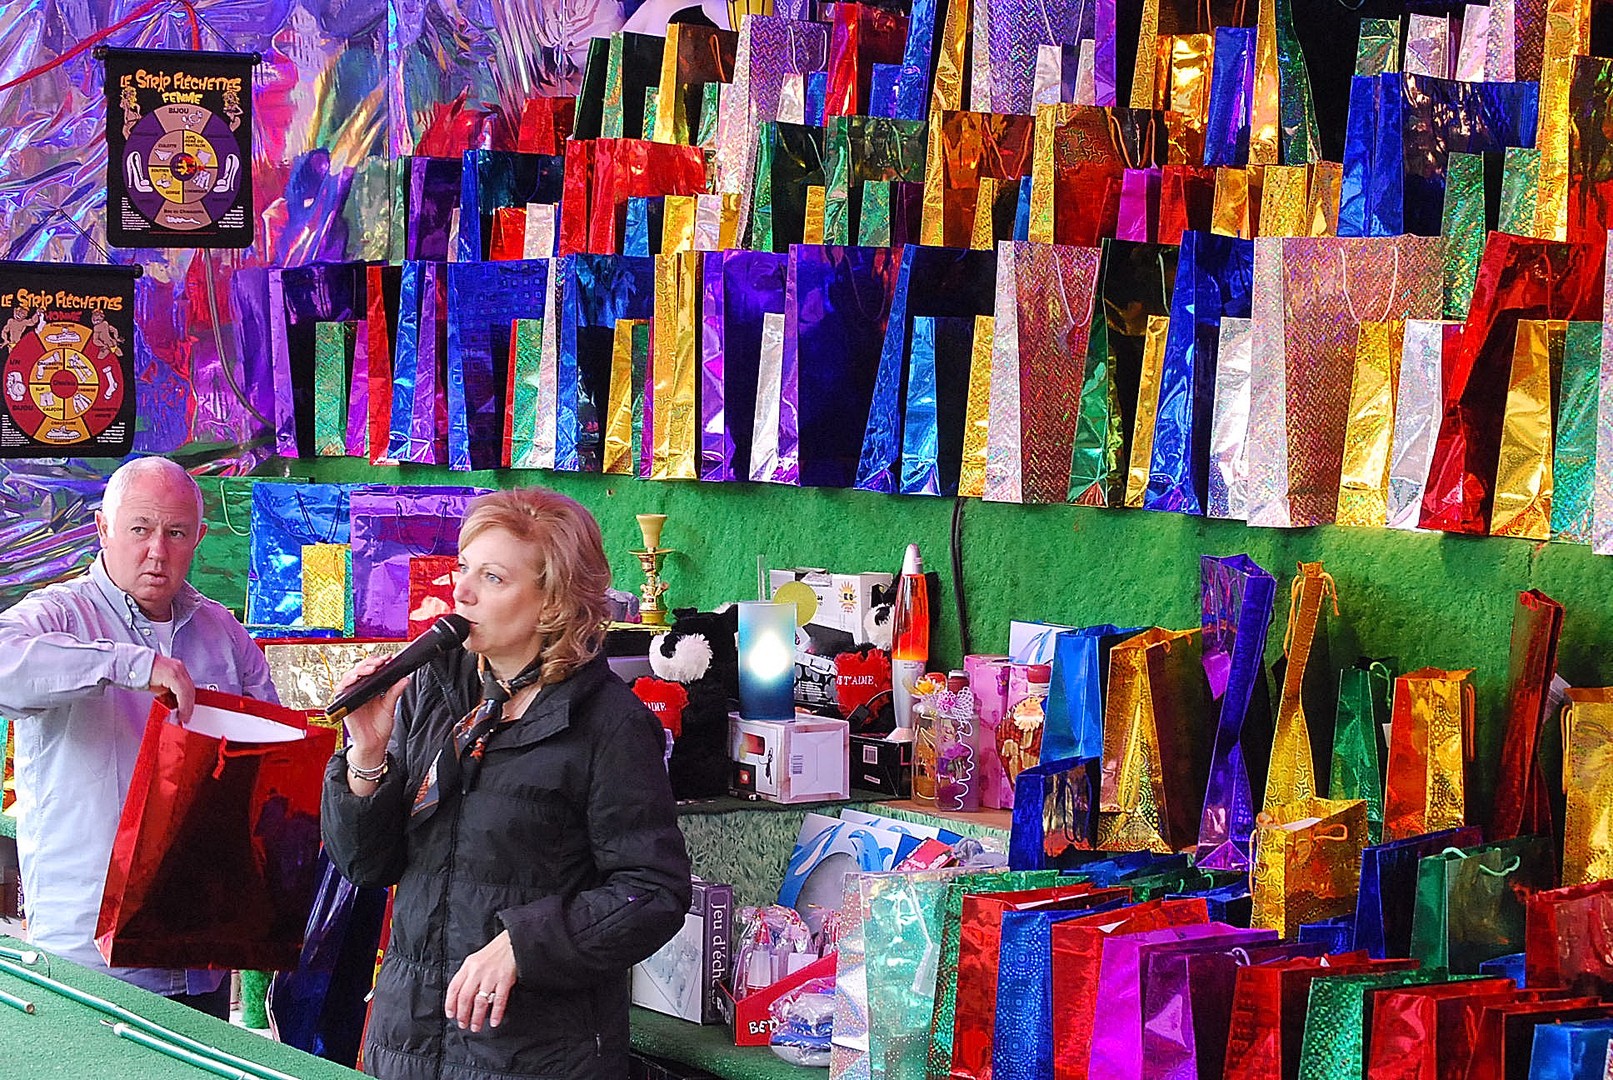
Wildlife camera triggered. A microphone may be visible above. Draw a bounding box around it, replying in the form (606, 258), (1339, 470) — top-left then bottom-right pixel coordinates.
(324, 614), (471, 722)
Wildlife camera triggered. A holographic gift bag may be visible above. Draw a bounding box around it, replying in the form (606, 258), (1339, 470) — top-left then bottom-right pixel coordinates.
(1264, 561), (1338, 811)
(444, 260), (550, 473)
(1196, 554), (1277, 871)
(1561, 689), (1613, 887)
(1294, 967), (1452, 1080)
(1398, 73), (1539, 239)
(860, 868), (965, 1080)
(785, 244), (900, 488)
(456, 150), (564, 263)
(1493, 590), (1565, 844)
(983, 241), (1103, 505)
(856, 245), (997, 494)
(1144, 230), (1255, 514)
(348, 486), (484, 639)
(1420, 233), (1603, 534)
(385, 261), (449, 466)
(246, 483), (351, 636)
(553, 253), (657, 472)
(312, 322), (356, 458)
(1383, 667), (1476, 841)
(1265, 236), (1443, 527)
(1552, 321), (1601, 542)
(1355, 826), (1482, 960)
(1097, 627), (1214, 855)
(1249, 797), (1370, 938)
(1410, 836), (1558, 975)
(269, 263), (367, 459)
(299, 543), (351, 634)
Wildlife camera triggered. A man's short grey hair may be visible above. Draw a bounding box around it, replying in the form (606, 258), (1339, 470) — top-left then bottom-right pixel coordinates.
(101, 457), (205, 526)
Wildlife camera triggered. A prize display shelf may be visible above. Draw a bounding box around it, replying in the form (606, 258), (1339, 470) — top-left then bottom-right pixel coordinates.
(628, 794), (1011, 1079)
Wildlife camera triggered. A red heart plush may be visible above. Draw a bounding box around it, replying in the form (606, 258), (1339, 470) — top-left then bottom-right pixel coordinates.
(834, 648), (892, 719)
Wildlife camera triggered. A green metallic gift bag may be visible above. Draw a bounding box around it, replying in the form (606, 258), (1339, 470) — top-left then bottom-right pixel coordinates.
(1408, 836), (1557, 975)
(1330, 659), (1392, 844)
(1295, 968), (1457, 1080)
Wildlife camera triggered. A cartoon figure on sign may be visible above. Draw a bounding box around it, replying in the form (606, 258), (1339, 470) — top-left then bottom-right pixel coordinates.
(120, 84), (140, 138)
(89, 310), (124, 358)
(5, 370), (21, 402)
(1, 307), (37, 351)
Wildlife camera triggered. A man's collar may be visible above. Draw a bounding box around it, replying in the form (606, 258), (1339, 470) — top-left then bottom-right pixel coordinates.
(87, 555), (200, 625)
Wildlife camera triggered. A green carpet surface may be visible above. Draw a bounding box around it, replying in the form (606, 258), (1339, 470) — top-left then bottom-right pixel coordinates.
(0, 935), (362, 1080)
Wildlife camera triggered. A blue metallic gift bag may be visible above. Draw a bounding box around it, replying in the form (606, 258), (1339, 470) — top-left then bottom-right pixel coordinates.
(554, 253), (657, 472)
(246, 483), (351, 637)
(1009, 756), (1101, 871)
(1354, 826), (1481, 958)
(444, 260), (550, 472)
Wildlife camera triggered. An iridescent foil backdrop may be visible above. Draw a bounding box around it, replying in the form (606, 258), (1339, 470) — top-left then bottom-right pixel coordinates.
(0, 0), (620, 605)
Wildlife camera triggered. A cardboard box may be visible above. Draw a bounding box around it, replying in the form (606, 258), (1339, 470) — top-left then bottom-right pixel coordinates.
(850, 734), (912, 797)
(728, 714), (850, 803)
(768, 568), (893, 642)
(632, 877), (733, 1024)
(721, 951), (839, 1046)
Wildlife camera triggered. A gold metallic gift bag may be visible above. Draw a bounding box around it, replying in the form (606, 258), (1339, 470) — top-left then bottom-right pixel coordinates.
(1264, 562), (1338, 811)
(1097, 627), (1212, 854)
(1336, 320), (1404, 528)
(1490, 319), (1566, 539)
(650, 251), (702, 480)
(300, 542), (351, 632)
(957, 314), (995, 498)
(1561, 687), (1613, 885)
(1383, 667), (1475, 841)
(1249, 796), (1369, 937)
(603, 318), (652, 475)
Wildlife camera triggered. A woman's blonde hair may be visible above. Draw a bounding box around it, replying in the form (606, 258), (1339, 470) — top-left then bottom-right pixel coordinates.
(459, 487), (612, 686)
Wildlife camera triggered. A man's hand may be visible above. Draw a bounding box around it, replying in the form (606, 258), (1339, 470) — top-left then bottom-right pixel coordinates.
(148, 654), (196, 725)
(445, 930), (519, 1033)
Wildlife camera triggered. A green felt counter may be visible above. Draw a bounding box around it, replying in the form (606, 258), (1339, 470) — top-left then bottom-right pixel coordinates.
(631, 1007), (810, 1080)
(0, 935), (362, 1080)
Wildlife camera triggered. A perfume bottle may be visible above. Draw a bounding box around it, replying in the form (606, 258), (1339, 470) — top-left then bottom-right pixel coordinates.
(998, 663), (1050, 789)
(935, 670), (980, 811)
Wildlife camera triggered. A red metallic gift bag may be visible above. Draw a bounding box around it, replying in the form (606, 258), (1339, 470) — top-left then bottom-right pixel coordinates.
(1361, 977), (1513, 1080)
(516, 96), (576, 156)
(1223, 953), (1413, 1080)
(406, 554), (458, 639)
(1526, 880), (1613, 998)
(1491, 589), (1564, 843)
(95, 689), (337, 971)
(950, 884), (1127, 1080)
(1464, 998), (1611, 1080)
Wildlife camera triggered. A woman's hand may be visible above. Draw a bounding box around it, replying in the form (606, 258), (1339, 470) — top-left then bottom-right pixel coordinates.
(333, 655), (409, 768)
(446, 930), (518, 1033)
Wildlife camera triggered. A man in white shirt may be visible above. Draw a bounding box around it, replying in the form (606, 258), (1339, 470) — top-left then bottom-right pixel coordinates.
(0, 457), (276, 1017)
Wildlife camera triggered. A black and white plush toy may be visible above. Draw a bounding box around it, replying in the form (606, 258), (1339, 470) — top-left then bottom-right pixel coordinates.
(638, 606), (738, 799)
(862, 582), (896, 651)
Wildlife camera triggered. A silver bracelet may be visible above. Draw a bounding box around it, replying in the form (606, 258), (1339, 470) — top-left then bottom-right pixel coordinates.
(347, 751), (390, 783)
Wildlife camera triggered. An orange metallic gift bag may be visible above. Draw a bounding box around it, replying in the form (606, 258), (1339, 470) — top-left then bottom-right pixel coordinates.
(1382, 667), (1474, 841)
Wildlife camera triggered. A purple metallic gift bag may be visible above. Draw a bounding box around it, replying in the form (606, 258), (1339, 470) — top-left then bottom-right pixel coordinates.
(555, 253), (656, 473)
(1140, 939), (1325, 1080)
(406, 157), (462, 262)
(349, 486), (487, 639)
(345, 321), (369, 459)
(444, 260), (551, 472)
(986, 0), (1098, 114)
(700, 250), (790, 482)
(1089, 923), (1246, 1080)
(227, 266), (282, 440)
(269, 262), (366, 460)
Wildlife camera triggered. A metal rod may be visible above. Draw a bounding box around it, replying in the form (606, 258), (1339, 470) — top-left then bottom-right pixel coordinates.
(0, 987), (34, 1014)
(0, 960), (296, 1080)
(104, 1022), (250, 1080)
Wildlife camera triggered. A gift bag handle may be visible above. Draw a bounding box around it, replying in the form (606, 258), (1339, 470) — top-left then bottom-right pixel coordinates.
(1461, 682), (1476, 763)
(212, 741), (297, 780)
(217, 477), (254, 537)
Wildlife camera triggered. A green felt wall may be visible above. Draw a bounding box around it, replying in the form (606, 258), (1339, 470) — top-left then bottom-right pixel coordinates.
(248, 458), (1613, 806)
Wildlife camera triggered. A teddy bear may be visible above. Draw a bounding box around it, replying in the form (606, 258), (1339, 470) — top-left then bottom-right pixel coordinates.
(631, 606), (739, 800)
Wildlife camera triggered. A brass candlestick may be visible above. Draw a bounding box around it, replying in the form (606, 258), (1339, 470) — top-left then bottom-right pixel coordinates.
(631, 513), (673, 626)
